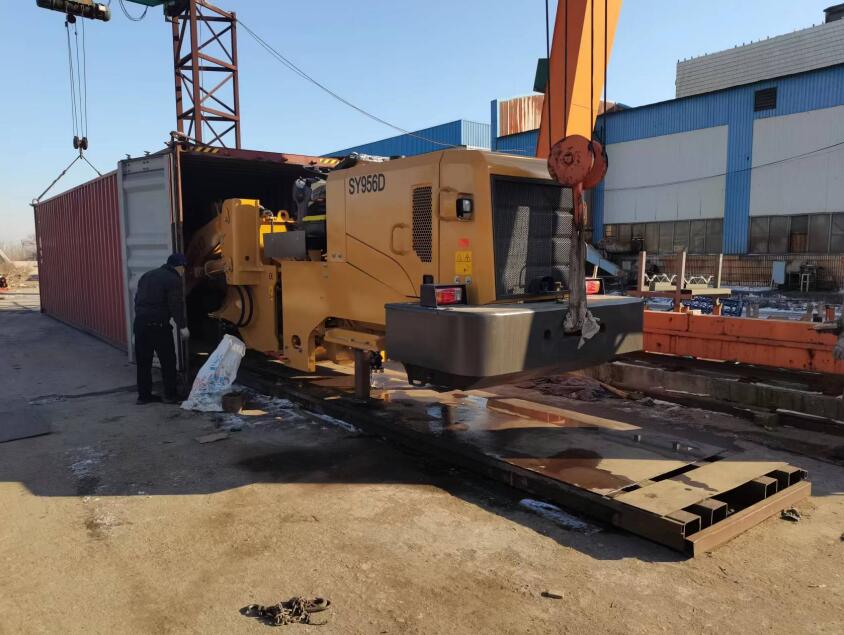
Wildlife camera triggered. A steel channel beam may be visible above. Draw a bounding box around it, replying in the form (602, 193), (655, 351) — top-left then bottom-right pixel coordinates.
(236, 359), (810, 555)
(685, 481), (811, 556)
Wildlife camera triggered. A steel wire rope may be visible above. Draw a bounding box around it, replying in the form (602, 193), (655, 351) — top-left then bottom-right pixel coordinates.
(74, 20), (84, 140)
(590, 0), (594, 139)
(545, 0), (553, 157)
(65, 20), (79, 140)
(81, 16), (89, 139)
(564, 0), (568, 137)
(117, 0), (148, 21)
(235, 17), (458, 149)
(602, 0), (608, 146)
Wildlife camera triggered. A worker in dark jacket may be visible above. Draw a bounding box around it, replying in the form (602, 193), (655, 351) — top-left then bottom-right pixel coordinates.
(134, 253), (190, 404)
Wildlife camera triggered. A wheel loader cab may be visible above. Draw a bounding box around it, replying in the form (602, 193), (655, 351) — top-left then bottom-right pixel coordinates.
(204, 148), (642, 390)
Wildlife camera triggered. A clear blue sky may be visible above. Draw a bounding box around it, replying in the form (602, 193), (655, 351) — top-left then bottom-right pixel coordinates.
(0, 0), (834, 240)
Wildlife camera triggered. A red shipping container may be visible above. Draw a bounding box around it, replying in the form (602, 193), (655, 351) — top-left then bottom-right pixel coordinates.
(34, 172), (127, 349)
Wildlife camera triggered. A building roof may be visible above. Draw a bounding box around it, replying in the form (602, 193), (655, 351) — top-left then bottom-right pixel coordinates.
(325, 119), (489, 158)
(676, 16), (844, 98)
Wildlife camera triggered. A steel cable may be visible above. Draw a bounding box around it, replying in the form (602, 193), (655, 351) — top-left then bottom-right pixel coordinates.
(74, 20), (84, 138)
(65, 21), (78, 140)
(590, 0), (594, 137)
(117, 0), (148, 22)
(236, 18), (457, 149)
(545, 0), (553, 157)
(81, 17), (89, 139)
(602, 0), (608, 146)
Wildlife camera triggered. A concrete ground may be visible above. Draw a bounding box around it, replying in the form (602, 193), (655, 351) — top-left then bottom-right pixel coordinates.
(1, 292), (843, 634)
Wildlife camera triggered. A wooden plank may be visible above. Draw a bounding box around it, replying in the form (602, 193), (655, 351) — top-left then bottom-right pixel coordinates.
(613, 459), (788, 516)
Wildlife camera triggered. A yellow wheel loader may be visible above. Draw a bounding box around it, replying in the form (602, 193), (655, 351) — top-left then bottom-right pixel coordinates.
(189, 147), (641, 396)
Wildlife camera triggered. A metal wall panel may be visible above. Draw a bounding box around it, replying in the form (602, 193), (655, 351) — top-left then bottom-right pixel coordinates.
(676, 20), (844, 98)
(460, 120), (492, 149)
(594, 65), (844, 250)
(750, 104), (844, 215)
(494, 130), (539, 157)
(326, 120), (489, 158)
(602, 126), (728, 223)
(34, 172), (127, 349)
(497, 94), (544, 137)
(116, 154), (176, 359)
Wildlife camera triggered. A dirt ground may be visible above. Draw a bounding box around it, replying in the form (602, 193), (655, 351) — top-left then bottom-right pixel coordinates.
(1, 292), (842, 634)
(0, 261), (37, 291)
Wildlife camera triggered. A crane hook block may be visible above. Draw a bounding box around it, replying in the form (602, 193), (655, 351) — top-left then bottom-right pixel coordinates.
(547, 135), (594, 187)
(35, 0), (111, 22)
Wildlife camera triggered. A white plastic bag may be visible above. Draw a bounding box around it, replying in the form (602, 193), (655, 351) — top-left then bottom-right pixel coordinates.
(181, 334), (246, 412)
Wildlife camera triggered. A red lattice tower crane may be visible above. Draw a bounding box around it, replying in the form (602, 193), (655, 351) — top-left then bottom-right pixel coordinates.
(36, 0), (241, 149)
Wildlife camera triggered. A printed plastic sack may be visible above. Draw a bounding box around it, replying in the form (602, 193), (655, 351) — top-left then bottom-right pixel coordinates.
(181, 334), (246, 412)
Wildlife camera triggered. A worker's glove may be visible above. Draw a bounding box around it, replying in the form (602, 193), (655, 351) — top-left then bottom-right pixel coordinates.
(834, 335), (844, 361)
(179, 327), (191, 340)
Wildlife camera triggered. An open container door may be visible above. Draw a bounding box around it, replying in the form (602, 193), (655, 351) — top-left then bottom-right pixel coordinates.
(116, 151), (181, 366)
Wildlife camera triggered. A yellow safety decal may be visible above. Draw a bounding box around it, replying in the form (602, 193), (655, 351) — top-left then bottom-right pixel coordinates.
(455, 250), (472, 276)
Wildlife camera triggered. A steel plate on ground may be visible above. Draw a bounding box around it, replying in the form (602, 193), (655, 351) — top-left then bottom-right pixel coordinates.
(386, 388), (724, 496)
(613, 457), (788, 515)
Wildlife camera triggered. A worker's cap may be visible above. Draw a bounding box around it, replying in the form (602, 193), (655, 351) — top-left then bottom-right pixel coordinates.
(167, 253), (188, 267)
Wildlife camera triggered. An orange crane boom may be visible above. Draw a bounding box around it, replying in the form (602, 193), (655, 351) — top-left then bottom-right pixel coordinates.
(537, 0), (622, 159)
(536, 0), (622, 334)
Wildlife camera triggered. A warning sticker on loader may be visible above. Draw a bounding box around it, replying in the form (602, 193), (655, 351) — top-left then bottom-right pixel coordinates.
(455, 250), (472, 275)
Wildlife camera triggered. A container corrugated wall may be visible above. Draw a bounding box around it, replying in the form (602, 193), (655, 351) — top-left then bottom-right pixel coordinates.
(497, 95), (545, 137)
(34, 172), (127, 349)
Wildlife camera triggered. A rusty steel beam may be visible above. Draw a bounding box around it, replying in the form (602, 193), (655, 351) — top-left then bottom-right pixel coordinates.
(233, 355), (812, 555)
(170, 0), (240, 148)
(686, 481), (811, 556)
(687, 499), (728, 529)
(644, 310), (844, 374)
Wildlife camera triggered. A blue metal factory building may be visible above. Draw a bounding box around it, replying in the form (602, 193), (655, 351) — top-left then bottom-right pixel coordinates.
(326, 120), (489, 158)
(329, 8), (844, 267)
(491, 10), (844, 258)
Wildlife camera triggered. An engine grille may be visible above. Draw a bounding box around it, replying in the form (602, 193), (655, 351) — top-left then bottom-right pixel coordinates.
(491, 176), (573, 299)
(412, 186), (433, 263)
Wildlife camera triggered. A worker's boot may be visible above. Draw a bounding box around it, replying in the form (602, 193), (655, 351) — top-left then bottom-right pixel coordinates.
(162, 395), (180, 405)
(137, 394), (163, 405)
